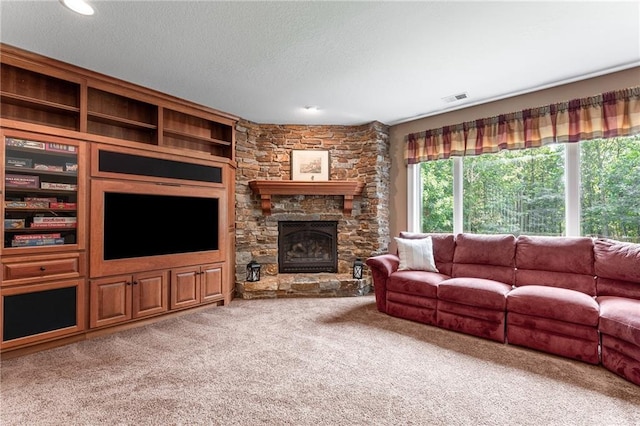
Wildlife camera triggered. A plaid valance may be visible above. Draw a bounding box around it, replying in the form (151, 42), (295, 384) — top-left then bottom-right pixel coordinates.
(405, 86), (640, 164)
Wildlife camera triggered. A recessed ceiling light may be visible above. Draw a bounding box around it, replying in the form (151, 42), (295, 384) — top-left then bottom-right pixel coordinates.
(60, 0), (94, 16)
(303, 106), (320, 113)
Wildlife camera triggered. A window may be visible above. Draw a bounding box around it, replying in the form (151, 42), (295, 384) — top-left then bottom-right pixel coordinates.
(581, 136), (640, 242)
(416, 135), (640, 242)
(420, 158), (453, 233)
(463, 145), (565, 236)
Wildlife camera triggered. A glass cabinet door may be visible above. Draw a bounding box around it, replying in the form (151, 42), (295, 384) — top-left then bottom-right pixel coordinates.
(4, 136), (79, 250)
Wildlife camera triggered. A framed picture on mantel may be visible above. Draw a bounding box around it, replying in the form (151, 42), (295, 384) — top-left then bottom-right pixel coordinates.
(291, 150), (330, 181)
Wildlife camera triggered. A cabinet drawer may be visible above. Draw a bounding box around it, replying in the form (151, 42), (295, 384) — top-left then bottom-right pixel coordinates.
(3, 257), (80, 281)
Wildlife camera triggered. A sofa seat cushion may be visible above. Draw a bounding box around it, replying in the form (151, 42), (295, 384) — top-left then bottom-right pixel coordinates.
(507, 285), (599, 326)
(438, 278), (512, 311)
(598, 296), (640, 347)
(387, 270), (449, 298)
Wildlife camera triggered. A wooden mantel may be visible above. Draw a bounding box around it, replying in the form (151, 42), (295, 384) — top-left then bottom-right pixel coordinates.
(248, 180), (365, 216)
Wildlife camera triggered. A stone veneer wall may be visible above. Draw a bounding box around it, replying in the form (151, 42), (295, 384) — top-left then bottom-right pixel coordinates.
(235, 120), (390, 299)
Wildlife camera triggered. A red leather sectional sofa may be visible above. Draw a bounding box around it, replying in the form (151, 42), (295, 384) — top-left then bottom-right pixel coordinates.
(366, 232), (640, 386)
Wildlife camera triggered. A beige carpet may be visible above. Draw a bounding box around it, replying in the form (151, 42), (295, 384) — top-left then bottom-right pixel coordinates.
(1, 295), (639, 425)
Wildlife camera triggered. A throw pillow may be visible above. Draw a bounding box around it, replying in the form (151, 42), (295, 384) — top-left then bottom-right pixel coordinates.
(394, 236), (439, 272)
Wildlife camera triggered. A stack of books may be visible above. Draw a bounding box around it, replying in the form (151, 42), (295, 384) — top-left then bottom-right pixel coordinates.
(11, 233), (64, 247)
(30, 217), (77, 228)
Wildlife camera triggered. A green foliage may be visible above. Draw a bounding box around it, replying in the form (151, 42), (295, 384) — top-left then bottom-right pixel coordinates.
(419, 135), (640, 242)
(581, 135), (640, 242)
(420, 159), (453, 232)
(462, 146), (565, 236)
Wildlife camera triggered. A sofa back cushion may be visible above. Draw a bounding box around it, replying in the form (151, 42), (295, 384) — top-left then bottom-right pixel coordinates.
(398, 232), (455, 276)
(451, 233), (516, 284)
(515, 235), (596, 295)
(594, 238), (640, 299)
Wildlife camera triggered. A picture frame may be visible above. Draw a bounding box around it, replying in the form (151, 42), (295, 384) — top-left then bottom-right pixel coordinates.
(291, 150), (330, 181)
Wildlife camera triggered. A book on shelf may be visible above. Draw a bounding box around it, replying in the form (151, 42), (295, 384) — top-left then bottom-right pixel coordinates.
(47, 202), (76, 209)
(6, 157), (32, 168)
(49, 202), (77, 209)
(5, 174), (39, 188)
(40, 182), (77, 191)
(4, 201), (50, 209)
(65, 163), (78, 172)
(45, 143), (77, 153)
(32, 216), (77, 223)
(5, 138), (46, 150)
(30, 217), (77, 228)
(34, 163), (64, 172)
(12, 238), (65, 247)
(13, 233), (62, 240)
(30, 223), (77, 228)
(25, 197), (58, 202)
(4, 219), (25, 229)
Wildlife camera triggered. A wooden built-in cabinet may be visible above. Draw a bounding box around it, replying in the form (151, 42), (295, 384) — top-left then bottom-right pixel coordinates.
(171, 264), (224, 310)
(89, 270), (169, 329)
(0, 44), (236, 161)
(87, 87), (158, 144)
(0, 62), (81, 131)
(0, 44), (237, 356)
(1, 252), (86, 350)
(2, 131), (86, 253)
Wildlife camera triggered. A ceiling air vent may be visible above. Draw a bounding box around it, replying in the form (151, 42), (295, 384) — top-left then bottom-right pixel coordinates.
(442, 92), (469, 103)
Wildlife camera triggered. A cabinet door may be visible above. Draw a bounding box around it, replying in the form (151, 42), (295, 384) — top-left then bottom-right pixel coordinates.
(132, 270), (168, 319)
(201, 264), (223, 304)
(170, 267), (200, 309)
(2, 131), (84, 254)
(90, 275), (132, 328)
(1, 278), (85, 350)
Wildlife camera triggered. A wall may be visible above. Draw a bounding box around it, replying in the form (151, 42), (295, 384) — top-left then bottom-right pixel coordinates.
(388, 67), (640, 251)
(234, 120), (390, 298)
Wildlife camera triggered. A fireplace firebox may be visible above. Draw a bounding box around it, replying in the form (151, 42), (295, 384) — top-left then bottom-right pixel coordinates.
(278, 221), (338, 273)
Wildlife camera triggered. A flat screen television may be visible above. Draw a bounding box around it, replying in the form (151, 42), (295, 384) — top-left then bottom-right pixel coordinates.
(104, 192), (219, 260)
(90, 179), (227, 278)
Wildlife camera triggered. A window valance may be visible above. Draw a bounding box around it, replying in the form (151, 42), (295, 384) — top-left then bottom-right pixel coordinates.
(405, 86), (640, 164)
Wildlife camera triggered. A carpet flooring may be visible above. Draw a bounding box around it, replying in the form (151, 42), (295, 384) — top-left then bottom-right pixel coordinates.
(1, 295), (639, 425)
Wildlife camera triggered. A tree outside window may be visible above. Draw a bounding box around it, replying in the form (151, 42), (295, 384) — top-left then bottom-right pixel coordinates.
(419, 135), (639, 242)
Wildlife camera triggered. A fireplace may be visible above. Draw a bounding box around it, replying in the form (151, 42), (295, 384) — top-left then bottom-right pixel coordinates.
(278, 221), (338, 273)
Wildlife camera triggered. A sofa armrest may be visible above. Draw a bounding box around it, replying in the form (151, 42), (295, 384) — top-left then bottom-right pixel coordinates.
(366, 254), (400, 313)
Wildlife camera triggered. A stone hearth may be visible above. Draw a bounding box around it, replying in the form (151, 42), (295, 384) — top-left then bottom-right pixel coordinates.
(234, 121), (390, 299)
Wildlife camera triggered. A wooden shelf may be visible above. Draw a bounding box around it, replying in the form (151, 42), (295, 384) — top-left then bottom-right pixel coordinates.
(5, 208), (76, 212)
(248, 180), (364, 216)
(5, 227), (76, 233)
(1, 92), (80, 114)
(163, 129), (231, 146)
(88, 111), (157, 130)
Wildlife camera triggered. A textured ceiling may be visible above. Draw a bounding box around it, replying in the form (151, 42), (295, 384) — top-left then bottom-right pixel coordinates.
(1, 1), (639, 126)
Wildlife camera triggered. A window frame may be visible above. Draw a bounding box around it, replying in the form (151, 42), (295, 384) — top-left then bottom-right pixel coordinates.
(410, 144), (582, 236)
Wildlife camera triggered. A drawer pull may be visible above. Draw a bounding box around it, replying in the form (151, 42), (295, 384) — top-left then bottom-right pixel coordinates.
(40, 266), (46, 271)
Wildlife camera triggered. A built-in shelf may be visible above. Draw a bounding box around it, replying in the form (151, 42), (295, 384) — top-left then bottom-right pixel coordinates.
(248, 180), (365, 216)
(1, 91), (80, 114)
(163, 129), (231, 146)
(87, 111), (158, 130)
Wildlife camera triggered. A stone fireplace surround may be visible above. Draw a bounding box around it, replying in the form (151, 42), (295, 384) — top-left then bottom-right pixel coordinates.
(234, 120), (390, 299)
